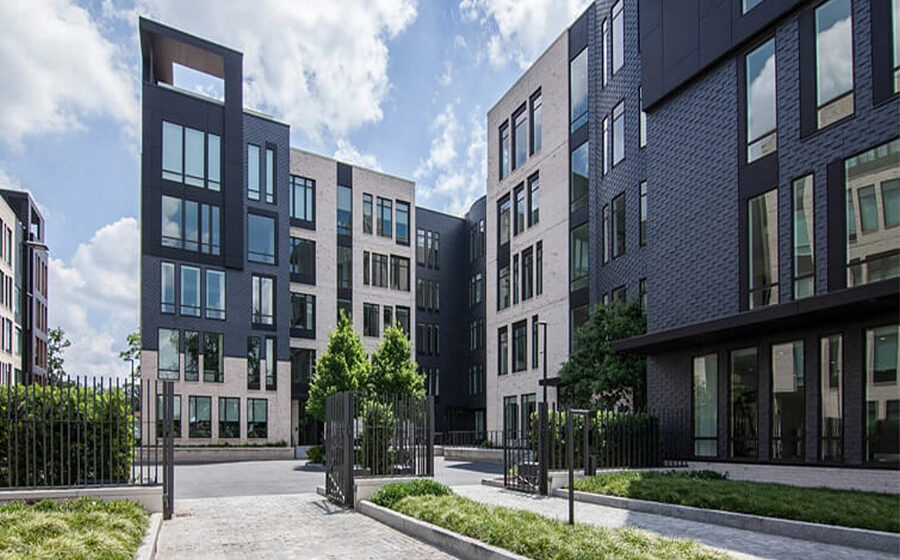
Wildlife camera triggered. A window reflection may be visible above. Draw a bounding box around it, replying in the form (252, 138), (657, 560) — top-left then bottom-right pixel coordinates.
(820, 335), (843, 461)
(771, 341), (804, 461)
(746, 39), (777, 162)
(748, 189), (778, 308)
(865, 325), (899, 465)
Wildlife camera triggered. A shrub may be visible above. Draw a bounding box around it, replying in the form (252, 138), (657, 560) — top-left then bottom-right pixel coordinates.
(306, 445), (325, 464)
(370, 479), (452, 509)
(593, 410), (660, 468)
(357, 399), (396, 475)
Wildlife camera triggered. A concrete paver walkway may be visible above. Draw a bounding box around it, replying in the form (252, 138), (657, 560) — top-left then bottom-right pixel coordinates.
(453, 484), (895, 560)
(156, 492), (457, 559)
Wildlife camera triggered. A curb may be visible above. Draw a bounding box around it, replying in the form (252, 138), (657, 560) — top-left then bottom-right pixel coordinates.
(480, 478), (505, 488)
(551, 488), (900, 554)
(358, 500), (529, 560)
(135, 512), (162, 560)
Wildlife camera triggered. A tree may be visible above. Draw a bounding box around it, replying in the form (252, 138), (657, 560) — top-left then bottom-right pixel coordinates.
(119, 329), (141, 379)
(559, 299), (647, 410)
(370, 324), (424, 398)
(306, 311), (371, 421)
(47, 326), (72, 382)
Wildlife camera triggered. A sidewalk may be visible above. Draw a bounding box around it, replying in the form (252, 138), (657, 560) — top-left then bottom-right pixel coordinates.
(452, 484), (895, 560)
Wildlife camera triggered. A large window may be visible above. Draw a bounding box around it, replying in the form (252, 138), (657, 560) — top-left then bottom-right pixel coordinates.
(612, 193), (626, 258)
(203, 333), (223, 383)
(337, 185), (352, 236)
(530, 90), (542, 154)
(845, 139), (900, 287)
(158, 328), (179, 380)
(500, 122), (510, 180)
(162, 121), (220, 190)
(218, 397), (240, 438)
(251, 275), (274, 325)
(290, 237), (315, 283)
(570, 48), (588, 131)
(730, 347), (758, 458)
(815, 0), (854, 128)
(571, 142), (589, 211)
(771, 341), (805, 461)
(498, 265), (510, 310)
(161, 263), (175, 313)
(639, 181), (647, 246)
(291, 293), (315, 332)
(611, 1), (624, 73)
(363, 193), (373, 234)
(372, 253), (388, 288)
(248, 214), (275, 264)
(391, 256), (410, 291)
(512, 321), (527, 373)
(337, 246), (352, 290)
(528, 174), (540, 226)
(206, 270), (225, 320)
(180, 265), (200, 317)
(792, 175), (814, 298)
(570, 223), (589, 292)
(746, 39), (777, 162)
(865, 325), (899, 465)
(693, 354), (717, 457)
(189, 396), (211, 438)
(291, 348), (316, 385)
(247, 144), (260, 200)
(185, 331), (199, 381)
(612, 101), (625, 165)
(514, 107), (527, 168)
(363, 303), (380, 337)
(498, 195), (511, 245)
(396, 201), (410, 245)
(377, 197), (392, 238)
(820, 335), (843, 461)
(748, 189), (778, 309)
(248, 336), (260, 389)
(161, 196), (182, 248)
(290, 175), (315, 225)
(247, 398), (268, 439)
(514, 185), (526, 235)
(498, 327), (509, 375)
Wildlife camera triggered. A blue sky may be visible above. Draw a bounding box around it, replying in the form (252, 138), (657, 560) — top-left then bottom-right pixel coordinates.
(0, 0), (589, 377)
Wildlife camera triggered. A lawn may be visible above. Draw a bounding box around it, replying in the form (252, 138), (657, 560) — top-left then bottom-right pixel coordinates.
(0, 498), (148, 560)
(572, 470), (900, 533)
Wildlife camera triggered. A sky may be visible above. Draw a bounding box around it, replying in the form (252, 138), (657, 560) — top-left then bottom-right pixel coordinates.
(0, 0), (591, 379)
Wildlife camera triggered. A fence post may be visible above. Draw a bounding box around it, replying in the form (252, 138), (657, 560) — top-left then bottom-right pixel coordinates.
(538, 402), (548, 495)
(162, 381), (174, 520)
(426, 396), (435, 477)
(566, 409), (574, 525)
(342, 391), (354, 507)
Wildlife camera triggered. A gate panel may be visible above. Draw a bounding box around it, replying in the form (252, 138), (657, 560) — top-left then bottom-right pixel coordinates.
(324, 391), (353, 507)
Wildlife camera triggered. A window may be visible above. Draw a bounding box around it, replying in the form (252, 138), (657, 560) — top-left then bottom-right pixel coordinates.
(417, 229), (426, 265)
(530, 90), (542, 154)
(771, 341), (805, 461)
(498, 327), (509, 375)
(291, 293), (315, 332)
(383, 306), (393, 331)
(337, 185), (352, 236)
(612, 193), (626, 258)
(337, 298), (352, 321)
(156, 394), (182, 439)
(265, 337), (276, 390)
(161, 196), (182, 248)
(390, 256), (410, 291)
(290, 238), (315, 283)
(528, 173), (540, 226)
(611, 285), (626, 302)
(602, 116), (609, 175)
(820, 334), (843, 461)
(264, 148), (275, 204)
(247, 399), (268, 439)
(612, 101), (625, 165)
(377, 197), (392, 238)
(158, 328), (179, 380)
(639, 278), (647, 312)
(846, 139), (900, 287)
(639, 86), (647, 148)
(514, 107), (527, 168)
(570, 48), (588, 131)
(748, 189), (778, 309)
(639, 181), (648, 246)
(503, 395), (517, 433)
(611, 1), (624, 73)
(571, 142), (589, 211)
(496, 196), (511, 248)
(291, 348), (316, 385)
(162, 122), (220, 190)
(514, 185), (526, 235)
(372, 253), (388, 288)
(363, 303), (380, 337)
(743, 0), (764, 14)
(247, 214), (275, 264)
(523, 248), (533, 300)
(396, 201), (410, 245)
(363, 193), (373, 234)
(536, 241), (543, 295)
(513, 255), (519, 305)
(570, 304), (588, 352)
(746, 39), (777, 163)
(208, 135), (222, 190)
(396, 306), (410, 337)
(247, 337), (260, 389)
(219, 397), (240, 438)
(730, 347), (758, 458)
(180, 266), (200, 316)
(251, 275), (274, 326)
(815, 0), (854, 128)
(337, 246), (352, 290)
(184, 200), (198, 251)
(693, 354), (718, 457)
(500, 122), (510, 180)
(184, 331), (199, 381)
(792, 175), (814, 299)
(432, 232), (441, 269)
(512, 321), (527, 373)
(290, 175), (315, 225)
(531, 316), (539, 369)
(189, 396), (211, 438)
(206, 270), (225, 320)
(471, 272), (483, 306)
(203, 333), (223, 383)
(162, 122), (183, 183)
(570, 224), (589, 292)
(247, 144), (260, 200)
(161, 263), (175, 313)
(498, 266), (510, 310)
(200, 204), (220, 255)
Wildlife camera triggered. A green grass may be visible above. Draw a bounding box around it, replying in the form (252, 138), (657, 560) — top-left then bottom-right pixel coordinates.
(391, 494), (728, 560)
(572, 470), (900, 533)
(370, 479), (452, 509)
(0, 498), (148, 560)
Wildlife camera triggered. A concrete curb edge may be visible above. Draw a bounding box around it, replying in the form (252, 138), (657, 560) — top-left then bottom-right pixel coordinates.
(135, 512), (162, 560)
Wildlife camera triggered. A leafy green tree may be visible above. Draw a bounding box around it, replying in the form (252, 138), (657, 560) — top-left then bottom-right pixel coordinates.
(559, 299), (647, 410)
(306, 311), (371, 421)
(118, 329), (141, 379)
(47, 327), (72, 382)
(370, 324), (424, 398)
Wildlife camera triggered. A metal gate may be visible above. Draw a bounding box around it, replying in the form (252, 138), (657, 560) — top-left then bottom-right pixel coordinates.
(324, 391), (354, 507)
(503, 402), (548, 494)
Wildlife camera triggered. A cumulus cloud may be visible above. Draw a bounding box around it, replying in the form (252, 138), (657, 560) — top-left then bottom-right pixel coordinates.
(460, 0), (591, 69)
(49, 217), (139, 379)
(0, 0), (137, 149)
(333, 139), (382, 171)
(815, 16), (853, 104)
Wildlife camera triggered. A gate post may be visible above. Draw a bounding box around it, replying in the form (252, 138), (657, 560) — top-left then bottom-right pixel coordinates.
(538, 402), (548, 495)
(342, 391), (354, 506)
(162, 380), (174, 520)
(426, 396), (435, 476)
(566, 409), (574, 525)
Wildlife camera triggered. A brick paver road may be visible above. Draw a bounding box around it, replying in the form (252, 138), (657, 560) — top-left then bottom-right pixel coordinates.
(156, 492), (458, 559)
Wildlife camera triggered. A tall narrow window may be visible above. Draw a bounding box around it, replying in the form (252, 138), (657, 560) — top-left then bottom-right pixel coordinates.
(528, 173), (540, 226)
(816, 0), (854, 128)
(265, 337), (276, 390)
(512, 321), (527, 372)
(522, 248), (533, 300)
(730, 347), (758, 458)
(200, 204), (220, 255)
(570, 48), (588, 131)
(639, 181), (648, 246)
(290, 237), (315, 284)
(264, 148), (274, 203)
(180, 265), (200, 317)
(161, 196), (182, 248)
(748, 189), (778, 308)
(203, 333), (223, 383)
(602, 116), (609, 175)
(612, 193), (626, 258)
(498, 195), (511, 245)
(291, 293), (315, 332)
(189, 396), (211, 438)
(611, 1), (624, 74)
(219, 398), (240, 438)
(498, 327), (509, 375)
(746, 39), (777, 162)
(292, 348), (316, 385)
(884, 179), (900, 228)
(531, 316), (539, 369)
(612, 101), (625, 165)
(570, 223), (589, 291)
(639, 278), (647, 312)
(513, 255), (519, 305)
(247, 399), (268, 439)
(514, 107), (527, 168)
(336, 246), (352, 290)
(396, 201), (410, 245)
(498, 266), (510, 310)
(247, 336), (260, 389)
(601, 19), (608, 87)
(377, 197), (392, 238)
(530, 90), (542, 154)
(792, 175), (815, 299)
(396, 306), (410, 336)
(184, 331), (198, 381)
(184, 201), (199, 251)
(416, 229), (426, 265)
(514, 185), (526, 235)
(206, 270), (225, 320)
(363, 303), (380, 337)
(247, 144), (260, 200)
(251, 275), (274, 325)
(536, 241), (543, 295)
(772, 341), (805, 460)
(383, 306), (393, 331)
(157, 395), (182, 438)
(161, 262), (175, 313)
(337, 185), (352, 236)
(820, 334), (843, 461)
(162, 122), (183, 182)
(184, 128), (204, 187)
(503, 396), (517, 433)
(638, 86), (647, 148)
(290, 175), (315, 225)
(602, 205), (610, 263)
(693, 354), (718, 457)
(363, 193), (373, 234)
(158, 328), (179, 380)
(247, 214), (276, 264)
(570, 142), (589, 212)
(390, 256), (410, 291)
(865, 325), (898, 463)
(500, 122), (510, 180)
(207, 134), (221, 191)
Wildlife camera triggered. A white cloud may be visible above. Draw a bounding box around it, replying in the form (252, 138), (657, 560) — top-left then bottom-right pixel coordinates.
(49, 217), (139, 379)
(438, 61), (454, 86)
(816, 17), (853, 105)
(333, 139), (382, 171)
(136, 0), (417, 145)
(0, 0), (137, 149)
(460, 0), (591, 69)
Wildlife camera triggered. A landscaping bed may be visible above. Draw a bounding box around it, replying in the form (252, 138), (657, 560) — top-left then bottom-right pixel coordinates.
(572, 470), (900, 533)
(371, 481), (728, 560)
(0, 498), (148, 559)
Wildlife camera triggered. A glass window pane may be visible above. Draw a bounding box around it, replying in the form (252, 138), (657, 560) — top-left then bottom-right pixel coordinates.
(748, 189), (778, 308)
(161, 196), (182, 248)
(180, 266), (200, 316)
(248, 144), (260, 199)
(883, 179), (900, 227)
(771, 341), (805, 460)
(265, 337), (275, 389)
(746, 39), (777, 162)
(161, 262), (175, 313)
(499, 196), (510, 245)
(570, 223), (589, 291)
(396, 201), (410, 244)
(184, 331), (198, 381)
(265, 148), (274, 203)
(816, 0), (853, 106)
(532, 93), (542, 153)
(158, 328), (179, 380)
(612, 101), (625, 165)
(203, 333), (223, 382)
(206, 270), (225, 320)
(820, 335), (843, 461)
(612, 193), (626, 257)
(247, 336), (260, 389)
(730, 347), (758, 458)
(570, 142), (589, 212)
(570, 49), (588, 131)
(337, 185), (352, 235)
(500, 123), (510, 179)
(514, 109), (527, 167)
(247, 214), (275, 264)
(693, 353), (718, 457)
(612, 1), (624, 73)
(207, 134), (220, 190)
(184, 127), (205, 187)
(184, 200), (198, 251)
(865, 325), (899, 465)
(793, 175), (815, 299)
(162, 122), (183, 182)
